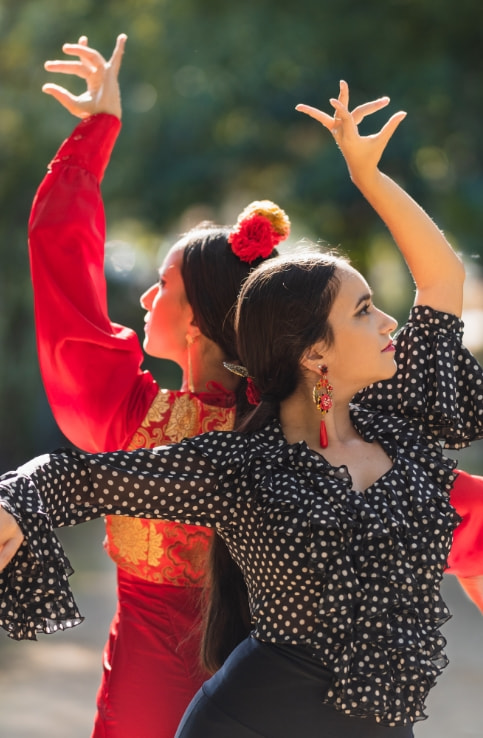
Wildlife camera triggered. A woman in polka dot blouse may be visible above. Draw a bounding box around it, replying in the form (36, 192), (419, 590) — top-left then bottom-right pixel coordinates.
(1, 82), (483, 737)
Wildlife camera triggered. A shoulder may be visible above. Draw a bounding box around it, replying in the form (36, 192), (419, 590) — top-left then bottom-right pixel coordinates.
(132, 389), (235, 448)
(183, 420), (284, 469)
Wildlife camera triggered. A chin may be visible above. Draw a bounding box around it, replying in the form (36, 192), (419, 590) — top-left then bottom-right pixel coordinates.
(378, 364), (398, 382)
(143, 339), (159, 358)
(366, 362), (398, 386)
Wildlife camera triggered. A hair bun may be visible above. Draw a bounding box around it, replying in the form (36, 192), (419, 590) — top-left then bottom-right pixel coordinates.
(228, 200), (290, 263)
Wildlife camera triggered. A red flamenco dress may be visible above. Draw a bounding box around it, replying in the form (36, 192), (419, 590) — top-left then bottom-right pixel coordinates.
(28, 113), (235, 738)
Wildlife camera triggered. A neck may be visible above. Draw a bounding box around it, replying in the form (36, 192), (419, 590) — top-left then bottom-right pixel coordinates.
(180, 336), (239, 394)
(280, 385), (356, 451)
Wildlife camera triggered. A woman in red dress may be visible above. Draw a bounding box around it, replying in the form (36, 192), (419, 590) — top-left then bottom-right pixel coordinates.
(28, 33), (288, 738)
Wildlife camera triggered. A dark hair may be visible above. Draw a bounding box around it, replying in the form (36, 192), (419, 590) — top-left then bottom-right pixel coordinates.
(179, 221), (279, 673)
(201, 250), (346, 673)
(181, 224), (277, 362)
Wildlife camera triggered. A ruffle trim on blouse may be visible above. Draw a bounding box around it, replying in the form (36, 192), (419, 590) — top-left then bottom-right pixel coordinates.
(0, 474), (83, 640)
(249, 417), (460, 727)
(306, 420), (458, 725)
(356, 305), (483, 448)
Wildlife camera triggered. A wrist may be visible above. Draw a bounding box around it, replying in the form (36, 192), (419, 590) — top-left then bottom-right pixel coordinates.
(349, 166), (382, 192)
(49, 114), (121, 181)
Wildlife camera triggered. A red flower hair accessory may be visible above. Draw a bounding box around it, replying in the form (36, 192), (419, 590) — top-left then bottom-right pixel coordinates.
(228, 200), (291, 263)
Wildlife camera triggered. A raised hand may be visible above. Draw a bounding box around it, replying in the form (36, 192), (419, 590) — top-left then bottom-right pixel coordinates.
(297, 80), (464, 315)
(296, 80), (406, 184)
(42, 33), (127, 120)
(0, 506), (23, 571)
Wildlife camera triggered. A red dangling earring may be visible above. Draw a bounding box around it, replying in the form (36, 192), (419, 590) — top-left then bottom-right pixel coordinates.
(312, 365), (333, 449)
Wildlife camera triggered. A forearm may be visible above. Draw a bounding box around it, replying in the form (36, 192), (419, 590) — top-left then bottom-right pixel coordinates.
(28, 114), (119, 355)
(29, 115), (157, 450)
(353, 168), (465, 316)
(0, 443), (223, 531)
(0, 442), (222, 596)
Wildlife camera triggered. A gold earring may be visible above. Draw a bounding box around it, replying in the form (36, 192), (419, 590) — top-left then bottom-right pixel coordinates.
(186, 334), (195, 393)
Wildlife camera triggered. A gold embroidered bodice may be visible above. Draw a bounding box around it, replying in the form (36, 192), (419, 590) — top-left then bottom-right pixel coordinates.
(105, 389), (235, 585)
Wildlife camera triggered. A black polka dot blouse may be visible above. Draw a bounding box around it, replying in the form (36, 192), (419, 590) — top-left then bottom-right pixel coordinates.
(1, 306), (482, 727)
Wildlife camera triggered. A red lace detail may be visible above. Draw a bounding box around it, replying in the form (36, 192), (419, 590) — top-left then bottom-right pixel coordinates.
(196, 381), (236, 408)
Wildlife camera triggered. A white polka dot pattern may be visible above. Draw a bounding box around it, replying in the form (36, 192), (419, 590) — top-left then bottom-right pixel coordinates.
(0, 305), (482, 728)
(355, 305), (483, 447)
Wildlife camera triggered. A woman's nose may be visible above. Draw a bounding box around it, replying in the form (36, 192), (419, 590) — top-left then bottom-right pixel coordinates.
(381, 310), (398, 334)
(140, 284), (156, 310)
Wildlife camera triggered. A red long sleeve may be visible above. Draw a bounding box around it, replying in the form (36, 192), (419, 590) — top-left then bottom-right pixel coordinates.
(447, 470), (483, 576)
(28, 114), (158, 452)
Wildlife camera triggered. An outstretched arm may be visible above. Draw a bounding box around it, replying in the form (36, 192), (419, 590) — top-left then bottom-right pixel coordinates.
(296, 81), (465, 316)
(29, 35), (158, 451)
(0, 438), (228, 573)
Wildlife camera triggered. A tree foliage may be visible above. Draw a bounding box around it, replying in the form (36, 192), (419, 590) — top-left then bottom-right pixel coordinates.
(0, 0), (482, 469)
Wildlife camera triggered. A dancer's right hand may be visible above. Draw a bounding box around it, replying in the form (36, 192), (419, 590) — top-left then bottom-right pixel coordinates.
(0, 505), (23, 572)
(42, 33), (127, 120)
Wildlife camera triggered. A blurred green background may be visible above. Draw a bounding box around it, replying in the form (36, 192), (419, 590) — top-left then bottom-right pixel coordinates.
(0, 0), (482, 472)
(0, 5), (482, 736)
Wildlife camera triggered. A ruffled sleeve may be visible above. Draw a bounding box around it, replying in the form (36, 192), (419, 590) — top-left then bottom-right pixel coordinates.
(0, 436), (247, 639)
(354, 305), (483, 448)
(0, 461), (83, 640)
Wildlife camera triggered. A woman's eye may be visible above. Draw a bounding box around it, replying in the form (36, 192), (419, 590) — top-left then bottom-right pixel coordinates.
(358, 303), (371, 316)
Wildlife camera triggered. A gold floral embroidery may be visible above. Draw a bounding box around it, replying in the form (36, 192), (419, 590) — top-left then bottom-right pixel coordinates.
(175, 534), (210, 576)
(129, 425), (167, 450)
(198, 409), (233, 434)
(165, 394), (200, 442)
(143, 389), (171, 424)
(147, 527), (165, 568)
(106, 388), (235, 584)
(108, 517), (150, 565)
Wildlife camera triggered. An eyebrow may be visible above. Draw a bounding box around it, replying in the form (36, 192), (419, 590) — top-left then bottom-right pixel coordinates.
(354, 292), (373, 309)
(158, 264), (175, 279)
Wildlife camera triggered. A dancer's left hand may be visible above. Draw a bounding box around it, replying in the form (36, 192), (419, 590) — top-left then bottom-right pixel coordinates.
(296, 80), (406, 184)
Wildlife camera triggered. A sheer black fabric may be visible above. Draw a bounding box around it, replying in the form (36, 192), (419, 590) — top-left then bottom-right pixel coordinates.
(1, 306), (482, 727)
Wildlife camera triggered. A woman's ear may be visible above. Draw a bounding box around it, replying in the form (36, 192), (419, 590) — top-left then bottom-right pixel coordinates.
(186, 323), (202, 344)
(185, 308), (202, 342)
(300, 342), (325, 373)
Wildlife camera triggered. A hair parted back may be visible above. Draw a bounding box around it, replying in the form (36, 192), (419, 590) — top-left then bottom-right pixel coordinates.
(235, 250), (345, 430)
(180, 225), (266, 361)
(201, 249), (347, 674)
(180, 198), (290, 361)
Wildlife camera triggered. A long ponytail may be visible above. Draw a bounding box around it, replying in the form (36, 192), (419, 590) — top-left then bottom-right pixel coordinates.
(200, 251), (344, 672)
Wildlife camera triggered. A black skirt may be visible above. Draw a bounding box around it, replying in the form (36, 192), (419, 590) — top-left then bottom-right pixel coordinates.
(175, 636), (414, 738)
